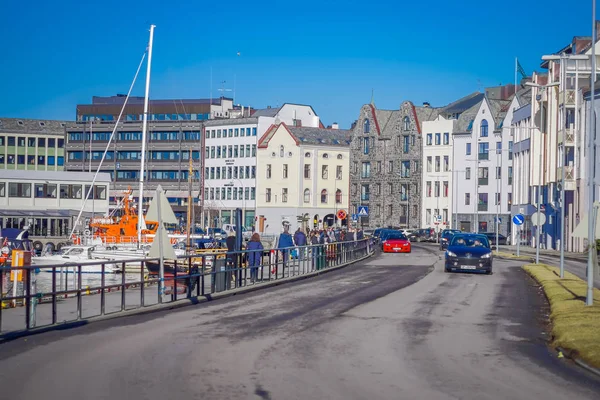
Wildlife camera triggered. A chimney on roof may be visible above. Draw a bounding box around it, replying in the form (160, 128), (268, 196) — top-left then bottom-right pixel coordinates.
(423, 102), (430, 108)
(331, 122), (339, 129)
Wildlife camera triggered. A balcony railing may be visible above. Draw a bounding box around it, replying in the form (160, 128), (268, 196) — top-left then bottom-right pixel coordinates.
(478, 177), (488, 186)
(478, 152), (489, 160)
(478, 203), (488, 211)
(557, 166), (576, 190)
(559, 89), (576, 107)
(558, 125), (575, 146)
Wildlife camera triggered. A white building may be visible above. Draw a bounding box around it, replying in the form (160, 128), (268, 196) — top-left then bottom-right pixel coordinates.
(255, 123), (351, 235)
(510, 93), (535, 246)
(0, 169), (111, 245)
(201, 104), (322, 229)
(421, 93), (484, 232)
(452, 95), (514, 235)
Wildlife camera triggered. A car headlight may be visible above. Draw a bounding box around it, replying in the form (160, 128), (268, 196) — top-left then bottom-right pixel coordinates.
(480, 252), (492, 259)
(446, 251), (457, 257)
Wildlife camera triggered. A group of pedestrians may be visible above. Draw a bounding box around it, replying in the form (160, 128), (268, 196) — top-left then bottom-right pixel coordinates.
(223, 225), (369, 286)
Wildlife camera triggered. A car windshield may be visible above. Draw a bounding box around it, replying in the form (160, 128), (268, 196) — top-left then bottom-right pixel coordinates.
(450, 235), (490, 248)
(386, 234), (407, 240)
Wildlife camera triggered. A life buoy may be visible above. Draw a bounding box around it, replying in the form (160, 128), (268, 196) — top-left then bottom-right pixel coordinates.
(84, 229), (91, 237)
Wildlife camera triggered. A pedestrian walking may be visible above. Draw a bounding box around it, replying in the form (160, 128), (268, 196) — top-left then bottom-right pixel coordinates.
(246, 233), (263, 282)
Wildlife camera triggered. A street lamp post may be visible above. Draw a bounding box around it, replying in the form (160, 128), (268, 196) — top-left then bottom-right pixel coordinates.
(526, 80), (560, 264)
(586, 0), (597, 306)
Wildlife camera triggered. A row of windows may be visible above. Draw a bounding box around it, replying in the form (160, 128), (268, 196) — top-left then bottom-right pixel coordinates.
(426, 156), (450, 173)
(114, 170), (200, 180)
(363, 117), (411, 134)
(68, 131), (202, 142)
(462, 192), (512, 212)
(264, 188), (343, 204)
(205, 186), (256, 201)
(0, 154), (64, 166)
(464, 141), (513, 160)
(68, 151), (201, 161)
(205, 127), (257, 139)
(425, 209), (449, 224)
(425, 132), (450, 146)
(81, 113), (210, 122)
(425, 181), (450, 197)
(356, 160), (415, 178)
(205, 165), (256, 180)
(3, 216), (71, 237)
(264, 164), (345, 180)
(0, 136), (64, 148)
(352, 183), (412, 201)
(0, 182), (106, 200)
(206, 144), (257, 159)
(452, 166), (513, 183)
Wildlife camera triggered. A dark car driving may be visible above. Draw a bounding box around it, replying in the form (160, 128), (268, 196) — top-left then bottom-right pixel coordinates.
(444, 233), (493, 274)
(439, 229), (461, 250)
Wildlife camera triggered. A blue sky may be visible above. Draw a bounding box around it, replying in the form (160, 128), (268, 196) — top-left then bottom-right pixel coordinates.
(0, 0), (595, 128)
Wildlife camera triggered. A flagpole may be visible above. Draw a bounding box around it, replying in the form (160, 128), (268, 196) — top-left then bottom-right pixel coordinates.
(515, 57), (518, 91)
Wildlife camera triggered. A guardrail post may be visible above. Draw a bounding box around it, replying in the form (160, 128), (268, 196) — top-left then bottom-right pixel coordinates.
(101, 264), (106, 316)
(77, 265), (82, 320)
(121, 264), (126, 311)
(25, 267), (31, 330)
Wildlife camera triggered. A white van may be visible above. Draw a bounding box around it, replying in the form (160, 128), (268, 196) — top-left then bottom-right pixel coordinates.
(222, 224), (252, 241)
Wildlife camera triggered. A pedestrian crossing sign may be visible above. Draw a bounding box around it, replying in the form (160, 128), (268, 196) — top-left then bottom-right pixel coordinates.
(358, 206), (369, 216)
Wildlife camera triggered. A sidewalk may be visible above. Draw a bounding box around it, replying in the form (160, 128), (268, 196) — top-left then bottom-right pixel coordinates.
(499, 245), (588, 261)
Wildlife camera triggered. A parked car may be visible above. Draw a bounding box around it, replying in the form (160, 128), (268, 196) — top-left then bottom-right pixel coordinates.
(411, 228), (436, 242)
(478, 232), (508, 245)
(382, 232), (411, 253)
(444, 233), (493, 274)
(439, 229), (461, 250)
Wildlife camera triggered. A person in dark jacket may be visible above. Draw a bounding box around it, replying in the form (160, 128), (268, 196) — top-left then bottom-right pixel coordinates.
(294, 227), (307, 260)
(225, 231), (239, 284)
(246, 233), (263, 282)
(278, 227), (294, 268)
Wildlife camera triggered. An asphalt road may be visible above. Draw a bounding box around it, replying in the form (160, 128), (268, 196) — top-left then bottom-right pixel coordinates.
(0, 246), (599, 399)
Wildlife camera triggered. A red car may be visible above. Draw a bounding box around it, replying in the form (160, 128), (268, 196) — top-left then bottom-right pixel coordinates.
(382, 233), (411, 253)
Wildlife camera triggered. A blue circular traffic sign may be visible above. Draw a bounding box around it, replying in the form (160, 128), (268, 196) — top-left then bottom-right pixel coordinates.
(512, 214), (525, 226)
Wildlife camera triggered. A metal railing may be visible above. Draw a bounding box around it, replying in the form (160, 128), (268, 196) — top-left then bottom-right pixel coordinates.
(0, 238), (374, 337)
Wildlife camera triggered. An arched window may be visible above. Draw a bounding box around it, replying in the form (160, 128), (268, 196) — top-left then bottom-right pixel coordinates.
(335, 189), (342, 204)
(480, 120), (488, 137)
(320, 189), (328, 204)
(322, 153), (329, 159)
(279, 145), (285, 157)
(403, 116), (410, 131)
(304, 189), (311, 203)
(364, 119), (370, 134)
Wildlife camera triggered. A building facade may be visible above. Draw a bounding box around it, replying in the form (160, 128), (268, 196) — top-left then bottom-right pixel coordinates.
(0, 169), (110, 247)
(201, 104), (323, 230)
(0, 118), (67, 171)
(452, 96), (514, 235)
(421, 93), (484, 231)
(76, 95), (249, 122)
(64, 119), (205, 221)
(255, 123), (351, 235)
(349, 101), (437, 229)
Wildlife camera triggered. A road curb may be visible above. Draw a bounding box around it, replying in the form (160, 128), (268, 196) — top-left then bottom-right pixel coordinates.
(556, 346), (600, 378)
(0, 251), (375, 344)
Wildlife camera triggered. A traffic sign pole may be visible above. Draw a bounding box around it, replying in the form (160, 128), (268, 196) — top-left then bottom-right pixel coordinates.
(512, 214), (525, 257)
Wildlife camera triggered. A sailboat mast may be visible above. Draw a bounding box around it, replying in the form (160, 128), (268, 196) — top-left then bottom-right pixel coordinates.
(137, 24), (156, 246)
(187, 149), (193, 250)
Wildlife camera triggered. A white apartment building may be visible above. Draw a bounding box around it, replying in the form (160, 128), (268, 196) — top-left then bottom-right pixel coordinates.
(255, 123), (351, 236)
(421, 117), (453, 232)
(202, 104), (321, 229)
(420, 93), (484, 231)
(452, 96), (514, 235)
